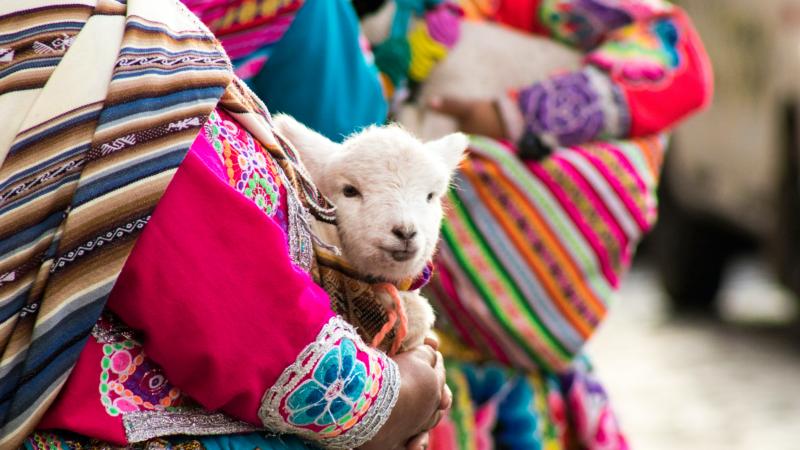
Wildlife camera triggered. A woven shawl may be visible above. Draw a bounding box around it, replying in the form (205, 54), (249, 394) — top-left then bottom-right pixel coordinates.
(0, 1), (318, 446)
(427, 135), (666, 373)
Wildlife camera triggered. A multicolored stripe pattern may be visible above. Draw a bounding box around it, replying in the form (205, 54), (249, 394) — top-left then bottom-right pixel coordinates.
(183, 0), (305, 81)
(0, 0), (235, 446)
(429, 359), (568, 450)
(430, 356), (630, 450)
(427, 134), (665, 372)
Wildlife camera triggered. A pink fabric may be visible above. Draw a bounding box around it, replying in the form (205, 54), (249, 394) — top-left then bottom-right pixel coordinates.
(616, 9), (713, 136)
(40, 114), (337, 439)
(105, 131), (334, 424)
(181, 0), (304, 59)
(39, 339), (128, 444)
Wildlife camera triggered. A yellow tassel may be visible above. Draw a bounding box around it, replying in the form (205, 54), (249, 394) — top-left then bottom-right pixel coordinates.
(407, 23), (448, 82)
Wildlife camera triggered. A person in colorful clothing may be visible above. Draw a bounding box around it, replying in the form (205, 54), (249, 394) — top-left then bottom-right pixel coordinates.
(179, 1), (712, 449)
(0, 1), (449, 449)
(433, 0), (712, 155)
(416, 1), (711, 449)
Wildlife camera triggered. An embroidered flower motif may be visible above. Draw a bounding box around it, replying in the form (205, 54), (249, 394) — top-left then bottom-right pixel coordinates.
(204, 108), (286, 224)
(260, 317), (398, 448)
(587, 19), (681, 87)
(99, 340), (182, 416)
(236, 133), (271, 178)
(519, 71), (605, 146)
(286, 338), (371, 429)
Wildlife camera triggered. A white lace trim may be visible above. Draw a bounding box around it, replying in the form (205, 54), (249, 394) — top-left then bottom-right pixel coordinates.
(123, 408), (260, 443)
(258, 316), (400, 449)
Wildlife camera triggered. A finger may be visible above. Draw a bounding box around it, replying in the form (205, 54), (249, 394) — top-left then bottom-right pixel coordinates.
(413, 344), (438, 367)
(423, 332), (440, 350)
(439, 384), (453, 411)
(422, 409), (444, 432)
(406, 432), (429, 450)
(432, 350), (445, 378)
(418, 432), (430, 450)
(427, 96), (471, 119)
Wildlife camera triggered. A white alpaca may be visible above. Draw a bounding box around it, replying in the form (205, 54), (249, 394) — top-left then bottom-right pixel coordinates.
(273, 114), (467, 349)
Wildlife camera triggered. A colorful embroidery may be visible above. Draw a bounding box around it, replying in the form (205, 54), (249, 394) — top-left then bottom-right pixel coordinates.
(517, 67), (630, 147)
(23, 431), (68, 450)
(204, 109), (287, 224)
(99, 339), (182, 416)
(431, 359), (601, 450)
(286, 338), (371, 429)
(562, 369), (629, 450)
(259, 316), (399, 449)
(587, 18), (682, 87)
(539, 0), (673, 49)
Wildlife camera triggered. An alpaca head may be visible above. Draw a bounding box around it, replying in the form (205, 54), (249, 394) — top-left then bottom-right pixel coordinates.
(273, 114), (467, 281)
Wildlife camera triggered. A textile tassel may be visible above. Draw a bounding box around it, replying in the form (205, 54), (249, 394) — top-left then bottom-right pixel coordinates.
(371, 283), (408, 355)
(408, 23), (447, 81)
(425, 4), (461, 48)
(373, 37), (412, 87)
(310, 232), (341, 256)
(289, 195), (341, 256)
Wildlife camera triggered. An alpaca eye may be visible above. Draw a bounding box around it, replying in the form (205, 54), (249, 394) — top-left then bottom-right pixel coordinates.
(343, 185), (361, 198)
(427, 192), (434, 202)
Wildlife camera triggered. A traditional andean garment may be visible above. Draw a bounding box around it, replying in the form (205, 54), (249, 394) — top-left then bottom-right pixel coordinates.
(1, 2), (400, 449)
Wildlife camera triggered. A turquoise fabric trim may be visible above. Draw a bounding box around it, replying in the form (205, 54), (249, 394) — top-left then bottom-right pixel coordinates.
(250, 0), (387, 142)
(191, 432), (317, 450)
(23, 432), (317, 450)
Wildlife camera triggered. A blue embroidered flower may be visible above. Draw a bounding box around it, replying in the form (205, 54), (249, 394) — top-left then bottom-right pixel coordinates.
(286, 338), (368, 427)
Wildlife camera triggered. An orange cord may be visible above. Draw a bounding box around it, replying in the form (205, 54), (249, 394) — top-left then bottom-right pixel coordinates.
(370, 307), (397, 350)
(370, 283), (409, 355)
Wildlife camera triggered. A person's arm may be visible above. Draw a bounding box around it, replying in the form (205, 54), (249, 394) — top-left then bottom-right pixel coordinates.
(105, 139), (398, 448)
(501, 1), (712, 147)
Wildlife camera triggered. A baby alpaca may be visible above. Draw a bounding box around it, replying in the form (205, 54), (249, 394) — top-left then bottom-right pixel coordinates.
(273, 114), (467, 350)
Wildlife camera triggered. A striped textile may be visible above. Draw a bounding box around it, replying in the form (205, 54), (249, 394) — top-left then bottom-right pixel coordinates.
(0, 0), (291, 446)
(427, 134), (666, 372)
(182, 0), (305, 81)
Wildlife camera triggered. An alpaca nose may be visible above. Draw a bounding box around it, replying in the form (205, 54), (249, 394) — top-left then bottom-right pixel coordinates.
(392, 226), (417, 242)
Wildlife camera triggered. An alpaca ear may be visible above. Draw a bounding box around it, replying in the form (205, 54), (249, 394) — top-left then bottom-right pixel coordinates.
(272, 114), (338, 180)
(426, 132), (468, 173)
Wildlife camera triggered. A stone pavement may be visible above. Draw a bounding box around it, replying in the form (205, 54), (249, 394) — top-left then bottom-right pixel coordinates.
(588, 260), (800, 450)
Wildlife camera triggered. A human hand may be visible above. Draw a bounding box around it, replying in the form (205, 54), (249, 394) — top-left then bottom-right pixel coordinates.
(427, 96), (554, 161)
(427, 96), (507, 140)
(360, 345), (451, 450)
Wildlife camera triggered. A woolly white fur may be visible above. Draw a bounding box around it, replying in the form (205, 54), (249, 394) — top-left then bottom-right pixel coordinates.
(273, 114), (467, 282)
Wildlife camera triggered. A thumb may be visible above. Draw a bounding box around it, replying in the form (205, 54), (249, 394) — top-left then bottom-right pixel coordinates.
(428, 96), (472, 119)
